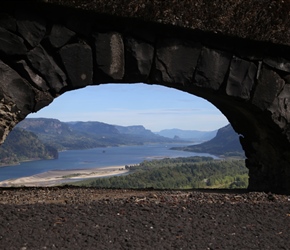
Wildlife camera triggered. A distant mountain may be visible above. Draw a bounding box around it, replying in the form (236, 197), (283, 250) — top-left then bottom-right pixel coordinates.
(69, 122), (181, 145)
(115, 125), (153, 136)
(18, 118), (73, 135)
(114, 125), (176, 143)
(17, 118), (179, 150)
(0, 128), (58, 166)
(17, 119), (121, 150)
(156, 128), (217, 142)
(171, 124), (244, 157)
(67, 121), (120, 135)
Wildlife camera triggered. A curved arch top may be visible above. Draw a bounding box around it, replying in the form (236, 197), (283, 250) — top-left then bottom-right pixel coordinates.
(1, 2), (290, 193)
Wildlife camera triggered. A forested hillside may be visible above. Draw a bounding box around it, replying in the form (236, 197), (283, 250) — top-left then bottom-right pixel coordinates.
(70, 122), (177, 144)
(156, 128), (217, 142)
(171, 124), (244, 157)
(17, 118), (179, 150)
(74, 157), (248, 189)
(114, 125), (176, 143)
(17, 118), (110, 150)
(0, 128), (58, 166)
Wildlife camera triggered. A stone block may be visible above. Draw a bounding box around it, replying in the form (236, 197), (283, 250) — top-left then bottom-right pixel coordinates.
(94, 32), (124, 81)
(194, 47), (231, 90)
(0, 13), (16, 32)
(0, 27), (27, 55)
(33, 90), (53, 112)
(16, 10), (46, 48)
(27, 45), (67, 93)
(59, 43), (93, 88)
(226, 57), (257, 99)
(151, 38), (201, 85)
(0, 60), (34, 116)
(264, 57), (290, 73)
(270, 84), (290, 129)
(49, 24), (75, 48)
(252, 65), (284, 111)
(16, 60), (49, 91)
(124, 37), (154, 82)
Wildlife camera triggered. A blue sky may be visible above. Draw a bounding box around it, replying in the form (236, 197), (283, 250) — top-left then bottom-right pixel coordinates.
(27, 83), (229, 132)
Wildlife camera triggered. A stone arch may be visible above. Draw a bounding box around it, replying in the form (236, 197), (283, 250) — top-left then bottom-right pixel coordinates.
(1, 3), (290, 193)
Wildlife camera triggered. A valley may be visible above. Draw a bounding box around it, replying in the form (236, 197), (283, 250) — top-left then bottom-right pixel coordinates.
(0, 118), (244, 168)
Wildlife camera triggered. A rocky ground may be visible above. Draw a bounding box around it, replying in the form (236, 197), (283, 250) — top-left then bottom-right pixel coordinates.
(0, 187), (289, 249)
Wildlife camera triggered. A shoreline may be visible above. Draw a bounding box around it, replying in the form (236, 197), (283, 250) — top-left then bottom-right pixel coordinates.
(0, 157), (57, 168)
(0, 165), (129, 187)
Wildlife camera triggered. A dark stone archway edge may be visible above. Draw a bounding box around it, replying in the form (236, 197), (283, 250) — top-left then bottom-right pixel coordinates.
(0, 187), (290, 249)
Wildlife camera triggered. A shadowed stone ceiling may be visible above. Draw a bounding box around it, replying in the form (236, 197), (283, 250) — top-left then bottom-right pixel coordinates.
(40, 0), (290, 46)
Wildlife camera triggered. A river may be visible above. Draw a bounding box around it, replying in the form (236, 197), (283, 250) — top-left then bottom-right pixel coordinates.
(0, 143), (218, 181)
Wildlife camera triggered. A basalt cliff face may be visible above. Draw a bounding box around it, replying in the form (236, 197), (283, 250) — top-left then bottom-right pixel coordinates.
(1, 1), (290, 193)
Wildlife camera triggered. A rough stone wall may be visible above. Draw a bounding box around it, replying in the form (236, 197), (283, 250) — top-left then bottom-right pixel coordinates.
(1, 3), (290, 193)
(41, 0), (290, 46)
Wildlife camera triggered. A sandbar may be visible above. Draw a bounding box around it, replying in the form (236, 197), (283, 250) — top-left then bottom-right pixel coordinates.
(0, 166), (129, 187)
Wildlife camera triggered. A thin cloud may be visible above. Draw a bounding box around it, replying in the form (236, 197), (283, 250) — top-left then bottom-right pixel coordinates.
(139, 107), (222, 116)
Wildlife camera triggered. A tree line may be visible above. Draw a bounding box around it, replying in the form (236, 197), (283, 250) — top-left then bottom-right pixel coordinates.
(74, 156), (248, 189)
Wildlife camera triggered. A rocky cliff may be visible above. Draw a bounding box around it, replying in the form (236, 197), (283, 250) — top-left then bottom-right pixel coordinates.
(0, 128), (58, 165)
(172, 124), (244, 157)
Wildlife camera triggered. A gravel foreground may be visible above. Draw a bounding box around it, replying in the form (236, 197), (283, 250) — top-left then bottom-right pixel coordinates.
(0, 187), (289, 250)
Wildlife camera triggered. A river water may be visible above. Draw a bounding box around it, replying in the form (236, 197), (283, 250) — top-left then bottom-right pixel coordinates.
(0, 143), (218, 181)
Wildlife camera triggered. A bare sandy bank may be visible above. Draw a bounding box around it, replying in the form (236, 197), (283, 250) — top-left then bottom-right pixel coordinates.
(0, 166), (129, 187)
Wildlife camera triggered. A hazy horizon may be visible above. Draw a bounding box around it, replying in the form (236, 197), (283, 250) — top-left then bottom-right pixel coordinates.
(27, 83), (229, 132)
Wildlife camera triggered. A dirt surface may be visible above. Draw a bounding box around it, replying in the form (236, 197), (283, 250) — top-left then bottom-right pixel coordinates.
(0, 187), (289, 249)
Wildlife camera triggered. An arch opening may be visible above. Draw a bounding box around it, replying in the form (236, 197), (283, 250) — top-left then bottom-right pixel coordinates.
(0, 83), (250, 189)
